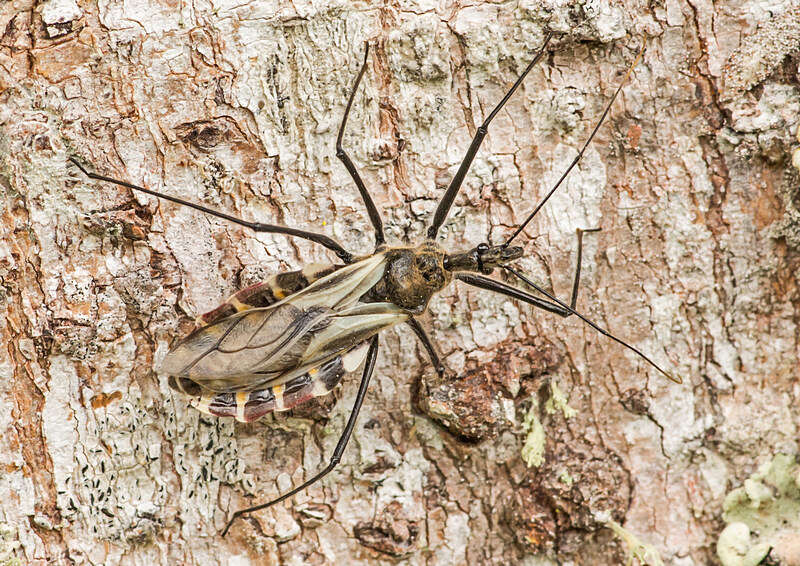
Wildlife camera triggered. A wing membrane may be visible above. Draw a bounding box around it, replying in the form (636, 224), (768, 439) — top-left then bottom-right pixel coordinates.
(160, 253), (406, 393)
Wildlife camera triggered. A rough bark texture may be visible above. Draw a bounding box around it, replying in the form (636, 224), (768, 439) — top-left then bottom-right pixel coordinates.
(1, 0), (799, 564)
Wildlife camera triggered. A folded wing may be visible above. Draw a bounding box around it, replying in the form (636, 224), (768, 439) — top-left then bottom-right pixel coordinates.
(160, 253), (408, 393)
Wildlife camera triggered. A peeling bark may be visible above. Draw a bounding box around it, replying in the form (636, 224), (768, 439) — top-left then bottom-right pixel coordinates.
(1, 0), (799, 564)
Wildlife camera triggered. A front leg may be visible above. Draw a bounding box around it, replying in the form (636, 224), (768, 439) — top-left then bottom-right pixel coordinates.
(456, 270), (678, 383)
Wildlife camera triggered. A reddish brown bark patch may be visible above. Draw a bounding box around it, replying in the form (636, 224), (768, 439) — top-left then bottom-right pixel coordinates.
(417, 368), (510, 442)
(503, 486), (558, 553)
(505, 404), (633, 559)
(626, 124), (642, 150)
(353, 501), (420, 557)
(416, 337), (563, 441)
(82, 209), (150, 242)
(175, 117), (247, 150)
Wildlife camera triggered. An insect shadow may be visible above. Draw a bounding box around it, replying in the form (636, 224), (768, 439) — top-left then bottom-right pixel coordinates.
(70, 31), (679, 537)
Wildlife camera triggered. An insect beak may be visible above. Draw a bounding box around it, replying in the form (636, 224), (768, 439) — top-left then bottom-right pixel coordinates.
(501, 246), (524, 262)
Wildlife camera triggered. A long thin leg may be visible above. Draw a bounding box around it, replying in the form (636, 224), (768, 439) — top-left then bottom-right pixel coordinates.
(70, 158), (354, 263)
(426, 32), (554, 240)
(456, 229), (677, 382)
(406, 317), (445, 376)
(456, 269), (678, 383)
(501, 266), (678, 382)
(568, 228), (601, 308)
(457, 272), (572, 317)
(221, 335), (380, 537)
(336, 44), (385, 247)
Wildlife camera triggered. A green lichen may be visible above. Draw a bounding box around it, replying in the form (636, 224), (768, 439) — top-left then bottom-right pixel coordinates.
(0, 523), (21, 566)
(544, 382), (577, 419)
(717, 523), (770, 566)
(557, 470), (575, 487)
(521, 384), (576, 468)
(717, 453), (800, 566)
(606, 520), (664, 566)
(521, 400), (545, 468)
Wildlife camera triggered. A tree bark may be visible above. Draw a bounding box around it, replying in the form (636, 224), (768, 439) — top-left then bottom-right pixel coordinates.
(1, 0), (798, 564)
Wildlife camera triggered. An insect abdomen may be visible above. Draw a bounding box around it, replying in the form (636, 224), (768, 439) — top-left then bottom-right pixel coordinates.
(185, 342), (370, 422)
(196, 263), (342, 327)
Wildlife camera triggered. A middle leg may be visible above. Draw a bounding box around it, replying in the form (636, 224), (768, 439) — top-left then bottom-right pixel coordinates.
(70, 158), (354, 263)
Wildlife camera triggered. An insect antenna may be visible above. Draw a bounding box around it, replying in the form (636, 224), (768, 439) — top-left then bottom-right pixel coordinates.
(502, 36), (647, 248)
(503, 265), (680, 383)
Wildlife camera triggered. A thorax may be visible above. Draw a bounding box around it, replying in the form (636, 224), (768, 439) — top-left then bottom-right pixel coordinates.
(364, 242), (451, 314)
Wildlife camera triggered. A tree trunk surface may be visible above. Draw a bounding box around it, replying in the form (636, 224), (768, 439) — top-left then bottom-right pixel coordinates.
(1, 0), (798, 564)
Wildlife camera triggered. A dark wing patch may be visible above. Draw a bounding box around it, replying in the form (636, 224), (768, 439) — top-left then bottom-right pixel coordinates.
(161, 254), (397, 395)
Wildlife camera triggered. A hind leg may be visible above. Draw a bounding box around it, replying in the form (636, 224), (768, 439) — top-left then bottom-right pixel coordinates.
(221, 335), (380, 536)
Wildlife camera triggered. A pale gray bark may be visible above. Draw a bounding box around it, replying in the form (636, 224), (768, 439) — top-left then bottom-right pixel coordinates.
(1, 0), (798, 564)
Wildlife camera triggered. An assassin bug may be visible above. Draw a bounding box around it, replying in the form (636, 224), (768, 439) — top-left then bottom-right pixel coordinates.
(69, 31), (678, 536)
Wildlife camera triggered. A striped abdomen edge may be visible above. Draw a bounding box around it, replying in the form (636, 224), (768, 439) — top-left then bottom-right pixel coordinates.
(170, 342), (370, 422)
(195, 263), (343, 327)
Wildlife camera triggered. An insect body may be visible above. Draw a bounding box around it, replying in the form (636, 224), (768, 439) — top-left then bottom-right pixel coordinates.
(164, 240), (521, 422)
(69, 32), (677, 536)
